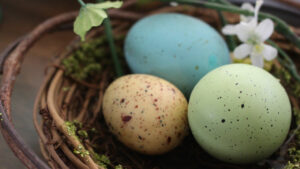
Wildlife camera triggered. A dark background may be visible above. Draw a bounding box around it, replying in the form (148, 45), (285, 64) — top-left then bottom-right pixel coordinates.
(0, 0), (78, 168)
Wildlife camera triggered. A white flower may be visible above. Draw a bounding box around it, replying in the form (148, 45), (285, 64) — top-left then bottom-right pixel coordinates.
(170, 2), (178, 6)
(222, 0), (278, 68)
(240, 3), (254, 22)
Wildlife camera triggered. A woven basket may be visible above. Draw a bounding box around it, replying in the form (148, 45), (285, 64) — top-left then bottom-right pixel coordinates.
(1, 0), (300, 169)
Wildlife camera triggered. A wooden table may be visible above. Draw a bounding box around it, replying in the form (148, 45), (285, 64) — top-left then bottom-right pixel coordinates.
(0, 0), (77, 168)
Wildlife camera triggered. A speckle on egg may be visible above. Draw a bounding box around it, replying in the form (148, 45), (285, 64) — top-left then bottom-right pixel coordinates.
(103, 74), (189, 155)
(188, 64), (291, 164)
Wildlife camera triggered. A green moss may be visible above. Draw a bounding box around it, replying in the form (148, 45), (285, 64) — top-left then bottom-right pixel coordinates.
(73, 120), (83, 129)
(63, 37), (110, 81)
(64, 120), (85, 141)
(284, 161), (300, 169)
(64, 121), (121, 168)
(90, 151), (123, 169)
(91, 152), (111, 169)
(65, 121), (77, 136)
(78, 130), (88, 138)
(90, 127), (97, 133)
(115, 164), (123, 169)
(273, 65), (300, 98)
(232, 57), (273, 71)
(273, 66), (300, 168)
(285, 148), (300, 169)
(62, 87), (70, 92)
(74, 145), (90, 158)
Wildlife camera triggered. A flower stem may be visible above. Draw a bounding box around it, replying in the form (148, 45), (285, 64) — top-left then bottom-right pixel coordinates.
(103, 17), (124, 77)
(163, 0), (300, 50)
(77, 0), (86, 6)
(97, 0), (123, 77)
(217, 11), (237, 51)
(267, 40), (300, 82)
(206, 0), (236, 51)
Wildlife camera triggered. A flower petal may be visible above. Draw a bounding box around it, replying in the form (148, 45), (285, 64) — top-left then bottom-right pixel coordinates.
(255, 19), (274, 42)
(170, 2), (178, 6)
(233, 44), (252, 59)
(241, 2), (254, 11)
(240, 3), (255, 22)
(250, 52), (264, 68)
(222, 25), (238, 35)
(262, 44), (277, 61)
(240, 15), (253, 23)
(235, 23), (253, 42)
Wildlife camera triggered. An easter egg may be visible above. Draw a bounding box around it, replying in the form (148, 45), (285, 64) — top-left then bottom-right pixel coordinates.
(188, 64), (291, 164)
(102, 74), (189, 155)
(124, 13), (231, 96)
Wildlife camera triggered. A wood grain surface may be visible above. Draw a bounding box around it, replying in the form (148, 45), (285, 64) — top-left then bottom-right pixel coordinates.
(0, 0), (78, 168)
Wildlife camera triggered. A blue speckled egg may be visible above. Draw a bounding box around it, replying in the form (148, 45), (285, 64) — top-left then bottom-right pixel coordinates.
(124, 13), (231, 95)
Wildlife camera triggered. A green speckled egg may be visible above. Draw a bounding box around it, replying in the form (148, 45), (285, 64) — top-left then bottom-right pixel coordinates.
(188, 64), (291, 164)
(103, 74), (189, 155)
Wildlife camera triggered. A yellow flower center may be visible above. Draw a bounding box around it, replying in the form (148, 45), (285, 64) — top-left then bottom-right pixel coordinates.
(247, 33), (261, 45)
(253, 44), (264, 54)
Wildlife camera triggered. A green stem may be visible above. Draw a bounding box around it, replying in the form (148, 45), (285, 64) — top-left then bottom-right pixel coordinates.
(267, 40), (300, 82)
(103, 17), (124, 77)
(97, 0), (123, 77)
(217, 0), (232, 5)
(209, 0), (232, 5)
(217, 11), (236, 51)
(162, 0), (300, 50)
(77, 0), (86, 6)
(206, 0), (236, 51)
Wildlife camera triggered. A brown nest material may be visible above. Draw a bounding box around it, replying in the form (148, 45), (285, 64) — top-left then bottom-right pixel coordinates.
(1, 0), (300, 169)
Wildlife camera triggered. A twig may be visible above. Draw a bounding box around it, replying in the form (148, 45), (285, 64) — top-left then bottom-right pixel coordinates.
(90, 71), (108, 124)
(60, 143), (89, 169)
(280, 125), (300, 157)
(75, 89), (95, 122)
(62, 84), (77, 120)
(47, 70), (100, 169)
(39, 141), (57, 169)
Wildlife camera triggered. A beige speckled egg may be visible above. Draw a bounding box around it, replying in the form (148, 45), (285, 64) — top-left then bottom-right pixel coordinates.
(102, 74), (189, 155)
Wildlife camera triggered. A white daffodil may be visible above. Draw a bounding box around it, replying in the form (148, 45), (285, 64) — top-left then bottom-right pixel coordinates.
(222, 0), (278, 68)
